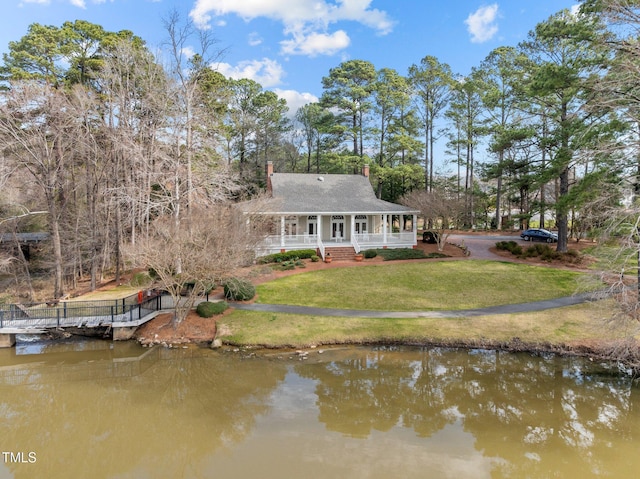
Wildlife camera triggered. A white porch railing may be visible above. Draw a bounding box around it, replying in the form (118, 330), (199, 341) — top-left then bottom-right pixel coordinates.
(317, 236), (325, 259)
(351, 235), (361, 254)
(258, 232), (415, 257)
(263, 234), (318, 249)
(353, 232), (416, 248)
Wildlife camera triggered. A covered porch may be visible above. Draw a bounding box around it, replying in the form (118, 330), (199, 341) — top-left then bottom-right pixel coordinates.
(258, 212), (418, 258)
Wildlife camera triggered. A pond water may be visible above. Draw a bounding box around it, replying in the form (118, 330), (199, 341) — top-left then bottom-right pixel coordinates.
(0, 339), (638, 478)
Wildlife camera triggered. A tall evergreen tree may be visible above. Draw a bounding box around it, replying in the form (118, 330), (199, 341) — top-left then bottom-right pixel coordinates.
(408, 56), (453, 191)
(321, 59), (376, 168)
(520, 8), (610, 252)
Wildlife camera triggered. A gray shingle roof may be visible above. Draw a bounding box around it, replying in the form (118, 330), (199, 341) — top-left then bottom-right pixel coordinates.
(258, 173), (417, 215)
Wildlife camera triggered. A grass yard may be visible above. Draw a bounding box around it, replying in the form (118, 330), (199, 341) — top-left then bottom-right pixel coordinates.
(66, 284), (141, 301)
(217, 302), (617, 348)
(255, 260), (592, 311)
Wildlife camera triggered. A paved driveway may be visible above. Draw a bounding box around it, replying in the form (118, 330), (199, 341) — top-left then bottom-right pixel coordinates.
(447, 234), (520, 260)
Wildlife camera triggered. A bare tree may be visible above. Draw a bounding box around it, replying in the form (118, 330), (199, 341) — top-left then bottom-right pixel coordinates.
(132, 199), (270, 325)
(0, 82), (80, 298)
(400, 188), (465, 251)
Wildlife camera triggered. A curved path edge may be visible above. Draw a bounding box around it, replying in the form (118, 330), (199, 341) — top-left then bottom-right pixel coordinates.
(231, 291), (608, 319)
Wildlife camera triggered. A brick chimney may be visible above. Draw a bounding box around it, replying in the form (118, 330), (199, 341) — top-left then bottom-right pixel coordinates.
(362, 164), (370, 178)
(266, 161), (274, 194)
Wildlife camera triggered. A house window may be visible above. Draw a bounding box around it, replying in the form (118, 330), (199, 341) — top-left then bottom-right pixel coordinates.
(307, 215), (317, 235)
(355, 215), (368, 234)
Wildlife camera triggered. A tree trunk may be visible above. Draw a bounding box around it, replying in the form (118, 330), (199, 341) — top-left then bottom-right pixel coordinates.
(556, 166), (569, 253)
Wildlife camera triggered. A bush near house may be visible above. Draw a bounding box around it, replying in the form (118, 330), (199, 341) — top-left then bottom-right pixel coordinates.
(362, 248), (449, 261)
(257, 249), (317, 264)
(275, 259), (307, 271)
(224, 278), (256, 301)
(196, 301), (228, 318)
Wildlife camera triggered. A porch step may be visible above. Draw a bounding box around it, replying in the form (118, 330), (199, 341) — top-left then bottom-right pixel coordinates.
(325, 246), (357, 261)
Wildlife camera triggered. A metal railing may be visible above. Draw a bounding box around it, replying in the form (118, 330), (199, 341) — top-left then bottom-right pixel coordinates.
(0, 293), (164, 329)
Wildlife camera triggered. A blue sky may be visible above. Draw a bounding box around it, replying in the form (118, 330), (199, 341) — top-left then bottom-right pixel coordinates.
(3, 0), (579, 114)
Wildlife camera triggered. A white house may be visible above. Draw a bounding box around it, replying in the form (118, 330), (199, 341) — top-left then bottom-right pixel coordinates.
(246, 162), (419, 260)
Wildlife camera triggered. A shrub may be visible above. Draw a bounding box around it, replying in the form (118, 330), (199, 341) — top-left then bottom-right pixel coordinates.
(509, 245), (523, 256)
(257, 249), (317, 264)
(224, 278), (256, 301)
(310, 255), (320, 262)
(363, 249), (378, 259)
(496, 241), (522, 256)
(425, 252), (449, 259)
(519, 244), (560, 261)
(496, 240), (514, 251)
(196, 301), (228, 318)
(130, 271), (152, 287)
(540, 248), (561, 262)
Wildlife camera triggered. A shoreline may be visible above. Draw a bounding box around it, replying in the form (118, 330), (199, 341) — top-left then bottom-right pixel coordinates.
(128, 305), (640, 375)
(197, 335), (640, 375)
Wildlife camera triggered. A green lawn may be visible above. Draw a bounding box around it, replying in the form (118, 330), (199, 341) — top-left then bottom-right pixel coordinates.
(255, 260), (591, 311)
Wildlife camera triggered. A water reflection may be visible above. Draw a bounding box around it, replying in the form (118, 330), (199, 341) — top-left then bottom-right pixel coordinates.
(0, 342), (287, 479)
(295, 347), (639, 477)
(0, 342), (638, 478)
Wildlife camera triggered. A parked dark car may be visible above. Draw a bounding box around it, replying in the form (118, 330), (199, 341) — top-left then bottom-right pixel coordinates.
(520, 228), (558, 243)
(422, 231), (440, 244)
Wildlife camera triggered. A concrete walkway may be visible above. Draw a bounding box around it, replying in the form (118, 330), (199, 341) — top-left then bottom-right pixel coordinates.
(232, 291), (605, 319)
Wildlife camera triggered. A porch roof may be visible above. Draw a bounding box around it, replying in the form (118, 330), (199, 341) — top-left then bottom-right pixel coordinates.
(249, 173), (418, 215)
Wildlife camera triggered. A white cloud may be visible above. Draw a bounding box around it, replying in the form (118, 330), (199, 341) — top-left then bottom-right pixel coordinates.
(273, 89), (318, 117)
(248, 32), (263, 47)
(465, 4), (499, 44)
(22, 0), (112, 6)
(189, 0), (394, 56)
(215, 58), (285, 88)
(190, 0), (393, 32)
(181, 46), (196, 59)
(281, 30), (350, 57)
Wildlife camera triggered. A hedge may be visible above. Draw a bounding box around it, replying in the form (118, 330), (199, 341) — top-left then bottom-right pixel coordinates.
(257, 249), (317, 264)
(196, 301), (229, 318)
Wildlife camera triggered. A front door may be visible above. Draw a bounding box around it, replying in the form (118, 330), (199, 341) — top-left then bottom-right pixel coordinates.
(331, 215), (344, 241)
(308, 215), (317, 235)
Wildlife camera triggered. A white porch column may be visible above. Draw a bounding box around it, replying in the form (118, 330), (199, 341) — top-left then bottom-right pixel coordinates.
(350, 214), (355, 242)
(317, 214), (323, 242)
(280, 215), (285, 247)
(383, 214), (388, 244)
(412, 214), (417, 243)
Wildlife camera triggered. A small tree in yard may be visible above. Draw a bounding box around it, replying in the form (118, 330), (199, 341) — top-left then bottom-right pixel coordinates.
(133, 203), (268, 325)
(401, 188), (465, 252)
